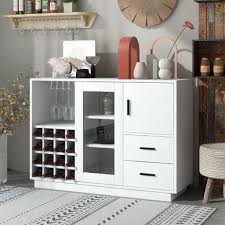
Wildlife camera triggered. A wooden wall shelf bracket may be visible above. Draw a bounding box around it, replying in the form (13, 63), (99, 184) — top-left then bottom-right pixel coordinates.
(3, 12), (97, 30)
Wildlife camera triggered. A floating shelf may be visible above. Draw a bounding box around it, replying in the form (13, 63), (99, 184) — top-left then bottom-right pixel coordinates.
(85, 115), (115, 120)
(3, 12), (97, 30)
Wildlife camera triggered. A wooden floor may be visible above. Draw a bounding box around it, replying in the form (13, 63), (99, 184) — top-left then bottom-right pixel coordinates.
(5, 170), (225, 225)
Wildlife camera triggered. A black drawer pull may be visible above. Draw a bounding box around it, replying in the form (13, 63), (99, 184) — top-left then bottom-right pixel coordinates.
(140, 147), (156, 151)
(127, 100), (130, 116)
(140, 173), (156, 177)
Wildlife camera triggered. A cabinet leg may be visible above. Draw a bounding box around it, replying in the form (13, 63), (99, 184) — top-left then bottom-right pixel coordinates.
(203, 178), (214, 204)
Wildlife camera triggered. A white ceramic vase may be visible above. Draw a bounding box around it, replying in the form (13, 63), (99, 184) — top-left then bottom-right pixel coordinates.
(0, 135), (7, 184)
(63, 2), (77, 13)
(134, 62), (148, 79)
(158, 58), (173, 79)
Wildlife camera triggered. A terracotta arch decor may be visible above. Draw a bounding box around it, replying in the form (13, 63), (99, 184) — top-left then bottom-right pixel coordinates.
(118, 36), (140, 79)
(118, 0), (177, 28)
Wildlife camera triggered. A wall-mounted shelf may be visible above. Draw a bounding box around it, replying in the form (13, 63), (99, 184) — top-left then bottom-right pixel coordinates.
(3, 12), (97, 30)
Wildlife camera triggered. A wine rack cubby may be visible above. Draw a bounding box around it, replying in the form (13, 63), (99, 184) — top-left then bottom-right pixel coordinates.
(32, 125), (76, 182)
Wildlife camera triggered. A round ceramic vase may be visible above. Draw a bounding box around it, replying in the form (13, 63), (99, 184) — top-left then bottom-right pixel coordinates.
(134, 62), (148, 79)
(158, 58), (173, 79)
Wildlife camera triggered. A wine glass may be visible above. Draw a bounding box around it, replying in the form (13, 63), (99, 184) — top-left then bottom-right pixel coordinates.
(50, 82), (62, 120)
(63, 82), (74, 121)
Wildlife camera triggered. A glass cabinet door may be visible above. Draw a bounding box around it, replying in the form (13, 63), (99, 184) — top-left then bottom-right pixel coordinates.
(75, 83), (117, 185)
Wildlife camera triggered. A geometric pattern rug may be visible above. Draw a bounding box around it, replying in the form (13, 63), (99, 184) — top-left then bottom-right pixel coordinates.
(146, 204), (216, 225)
(0, 186), (216, 225)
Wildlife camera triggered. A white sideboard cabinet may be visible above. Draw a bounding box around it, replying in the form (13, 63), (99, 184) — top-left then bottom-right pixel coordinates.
(30, 78), (193, 202)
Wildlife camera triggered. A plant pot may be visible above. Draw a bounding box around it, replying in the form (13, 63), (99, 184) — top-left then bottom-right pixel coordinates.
(63, 2), (77, 13)
(158, 58), (173, 79)
(0, 135), (7, 184)
(134, 62), (148, 79)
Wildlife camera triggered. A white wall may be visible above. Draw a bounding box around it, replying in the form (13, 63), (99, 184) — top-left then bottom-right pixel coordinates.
(0, 0), (198, 172)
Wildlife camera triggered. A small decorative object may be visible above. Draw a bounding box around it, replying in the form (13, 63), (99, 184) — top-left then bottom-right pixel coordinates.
(18, 0), (25, 14)
(13, 0), (19, 14)
(35, 0), (42, 13)
(118, 0), (177, 28)
(103, 93), (114, 115)
(134, 62), (148, 79)
(118, 37), (140, 79)
(48, 57), (92, 78)
(63, 0), (78, 13)
(42, 0), (49, 13)
(25, 0), (35, 14)
(150, 21), (195, 79)
(213, 57), (224, 77)
(49, 0), (58, 13)
(86, 56), (101, 78)
(201, 58), (210, 77)
(158, 58), (173, 79)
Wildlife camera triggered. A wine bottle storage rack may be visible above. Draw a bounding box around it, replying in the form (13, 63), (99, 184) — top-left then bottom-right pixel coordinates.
(32, 126), (76, 181)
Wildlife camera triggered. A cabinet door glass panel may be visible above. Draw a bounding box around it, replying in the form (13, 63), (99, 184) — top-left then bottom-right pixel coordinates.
(83, 92), (115, 175)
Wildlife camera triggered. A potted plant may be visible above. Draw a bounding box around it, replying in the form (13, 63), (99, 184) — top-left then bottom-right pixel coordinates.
(0, 74), (31, 183)
(63, 0), (78, 13)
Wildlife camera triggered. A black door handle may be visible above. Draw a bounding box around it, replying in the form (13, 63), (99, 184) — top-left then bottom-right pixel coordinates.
(140, 173), (156, 177)
(127, 100), (130, 116)
(140, 147), (156, 151)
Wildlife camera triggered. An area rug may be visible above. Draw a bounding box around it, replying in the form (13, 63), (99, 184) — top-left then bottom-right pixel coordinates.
(0, 186), (215, 225)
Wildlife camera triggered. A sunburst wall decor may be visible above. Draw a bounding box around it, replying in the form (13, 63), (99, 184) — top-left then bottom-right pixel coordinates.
(118, 0), (177, 28)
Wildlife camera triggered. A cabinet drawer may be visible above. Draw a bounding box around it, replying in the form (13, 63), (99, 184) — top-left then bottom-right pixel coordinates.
(124, 135), (174, 163)
(124, 161), (174, 191)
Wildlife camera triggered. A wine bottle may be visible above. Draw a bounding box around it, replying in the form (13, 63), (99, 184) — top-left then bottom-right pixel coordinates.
(32, 168), (42, 177)
(18, 0), (24, 14)
(43, 129), (54, 138)
(66, 143), (75, 153)
(66, 158), (75, 167)
(35, 0), (42, 13)
(43, 142), (53, 152)
(33, 129), (42, 137)
(13, 0), (19, 14)
(43, 155), (53, 165)
(54, 170), (65, 179)
(32, 155), (42, 164)
(42, 0), (49, 13)
(54, 142), (65, 153)
(54, 157), (65, 166)
(32, 141), (42, 151)
(66, 130), (75, 139)
(66, 170), (75, 180)
(54, 130), (65, 138)
(44, 169), (53, 178)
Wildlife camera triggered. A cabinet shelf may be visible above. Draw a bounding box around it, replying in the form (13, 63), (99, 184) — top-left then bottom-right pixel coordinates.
(3, 12), (97, 30)
(35, 121), (75, 130)
(85, 115), (115, 120)
(86, 143), (115, 149)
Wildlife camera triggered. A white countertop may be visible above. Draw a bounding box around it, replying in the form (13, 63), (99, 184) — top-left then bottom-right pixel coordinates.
(30, 77), (192, 83)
